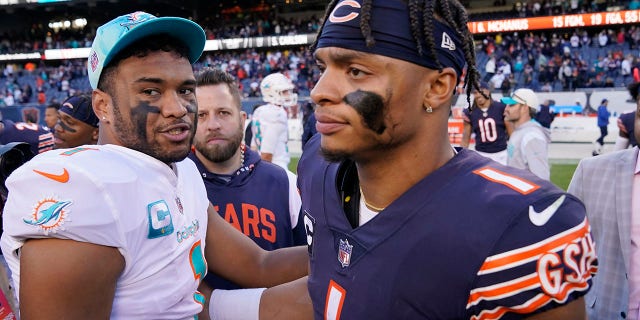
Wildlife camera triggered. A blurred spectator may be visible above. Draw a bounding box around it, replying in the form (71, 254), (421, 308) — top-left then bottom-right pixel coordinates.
(621, 54), (633, 83)
(513, 56), (524, 73)
(44, 102), (60, 130)
(598, 30), (609, 47)
(489, 70), (505, 91)
(36, 87), (46, 104)
(21, 84), (32, 103)
(558, 60), (574, 91)
(594, 98), (611, 155)
(522, 64), (534, 88)
(3, 93), (14, 107)
(535, 99), (556, 129)
(483, 54), (496, 83)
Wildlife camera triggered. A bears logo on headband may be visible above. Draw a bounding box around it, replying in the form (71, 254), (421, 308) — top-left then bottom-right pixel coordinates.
(329, 0), (361, 23)
(317, 0), (466, 79)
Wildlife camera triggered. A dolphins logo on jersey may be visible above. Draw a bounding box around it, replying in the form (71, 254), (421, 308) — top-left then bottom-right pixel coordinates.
(24, 197), (71, 235)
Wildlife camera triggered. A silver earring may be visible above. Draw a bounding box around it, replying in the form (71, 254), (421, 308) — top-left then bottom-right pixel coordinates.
(424, 105), (433, 113)
(102, 116), (106, 120)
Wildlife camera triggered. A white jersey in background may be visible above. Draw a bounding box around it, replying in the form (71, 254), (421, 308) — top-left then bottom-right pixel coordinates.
(251, 103), (290, 170)
(0, 144), (209, 319)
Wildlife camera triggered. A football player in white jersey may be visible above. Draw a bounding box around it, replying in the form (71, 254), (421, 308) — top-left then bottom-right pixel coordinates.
(251, 72), (297, 170)
(0, 11), (309, 320)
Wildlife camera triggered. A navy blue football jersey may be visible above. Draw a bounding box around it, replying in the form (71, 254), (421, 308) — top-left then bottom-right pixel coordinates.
(189, 148), (305, 289)
(0, 120), (53, 155)
(463, 101), (508, 153)
(617, 111), (637, 147)
(298, 134), (596, 319)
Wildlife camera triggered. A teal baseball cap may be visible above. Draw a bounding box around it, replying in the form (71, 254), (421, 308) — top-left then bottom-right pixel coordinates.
(88, 11), (206, 89)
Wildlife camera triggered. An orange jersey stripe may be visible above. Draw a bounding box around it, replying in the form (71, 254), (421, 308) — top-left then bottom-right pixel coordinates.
(479, 219), (589, 275)
(472, 167), (540, 195)
(468, 266), (594, 307)
(467, 273), (539, 308)
(471, 280), (590, 320)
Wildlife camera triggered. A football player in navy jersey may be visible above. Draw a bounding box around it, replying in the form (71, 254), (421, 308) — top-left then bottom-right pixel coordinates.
(0, 119), (53, 155)
(461, 82), (513, 165)
(295, 0), (595, 319)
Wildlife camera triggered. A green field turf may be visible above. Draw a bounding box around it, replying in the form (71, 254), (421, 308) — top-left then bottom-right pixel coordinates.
(550, 162), (579, 191)
(290, 157), (579, 192)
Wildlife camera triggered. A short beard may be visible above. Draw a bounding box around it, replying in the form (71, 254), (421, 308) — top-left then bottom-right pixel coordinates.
(112, 100), (194, 164)
(194, 127), (243, 163)
(320, 147), (348, 163)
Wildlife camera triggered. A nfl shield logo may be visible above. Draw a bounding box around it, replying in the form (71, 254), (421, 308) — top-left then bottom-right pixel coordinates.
(175, 197), (184, 214)
(90, 51), (99, 72)
(338, 239), (353, 267)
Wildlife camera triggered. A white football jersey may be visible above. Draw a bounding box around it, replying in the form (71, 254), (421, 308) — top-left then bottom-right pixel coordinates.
(0, 144), (209, 319)
(251, 103), (290, 170)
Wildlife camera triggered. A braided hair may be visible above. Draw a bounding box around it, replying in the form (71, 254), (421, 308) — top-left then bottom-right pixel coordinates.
(311, 0), (481, 107)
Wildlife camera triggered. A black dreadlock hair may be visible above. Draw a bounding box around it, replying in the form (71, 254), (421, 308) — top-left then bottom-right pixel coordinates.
(311, 0), (482, 108)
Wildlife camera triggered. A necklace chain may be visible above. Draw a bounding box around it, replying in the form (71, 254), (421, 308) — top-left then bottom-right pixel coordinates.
(359, 187), (386, 212)
(233, 143), (249, 176)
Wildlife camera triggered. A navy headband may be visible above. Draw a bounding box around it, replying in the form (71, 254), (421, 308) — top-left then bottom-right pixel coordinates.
(316, 0), (466, 79)
(60, 95), (99, 127)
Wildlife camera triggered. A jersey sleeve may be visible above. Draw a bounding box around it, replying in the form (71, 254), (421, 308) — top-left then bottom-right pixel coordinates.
(466, 194), (596, 319)
(1, 156), (125, 258)
(522, 132), (550, 180)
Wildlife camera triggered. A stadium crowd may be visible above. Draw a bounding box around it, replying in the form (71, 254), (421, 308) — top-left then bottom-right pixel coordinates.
(0, 0), (638, 108)
(478, 26), (640, 93)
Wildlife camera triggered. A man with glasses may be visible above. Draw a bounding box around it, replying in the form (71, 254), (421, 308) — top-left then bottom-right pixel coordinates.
(502, 88), (551, 180)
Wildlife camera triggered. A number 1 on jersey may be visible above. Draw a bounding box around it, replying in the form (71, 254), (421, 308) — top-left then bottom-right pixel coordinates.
(325, 280), (346, 320)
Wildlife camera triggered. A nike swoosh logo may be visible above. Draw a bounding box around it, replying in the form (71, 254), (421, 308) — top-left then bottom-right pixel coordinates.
(529, 195), (566, 226)
(33, 168), (69, 183)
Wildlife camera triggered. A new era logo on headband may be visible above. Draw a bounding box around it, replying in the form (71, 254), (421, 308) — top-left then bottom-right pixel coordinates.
(441, 32), (456, 51)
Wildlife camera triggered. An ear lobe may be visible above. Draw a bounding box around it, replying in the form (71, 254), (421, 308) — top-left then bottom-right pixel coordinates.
(422, 67), (458, 110)
(92, 90), (110, 120)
